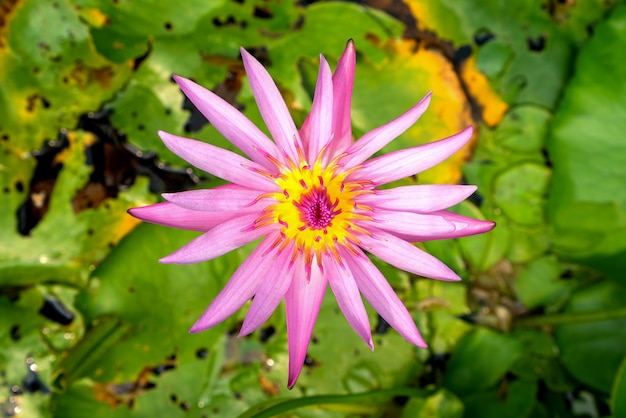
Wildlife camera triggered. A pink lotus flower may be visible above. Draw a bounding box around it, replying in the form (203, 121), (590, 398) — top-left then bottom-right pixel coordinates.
(129, 41), (494, 388)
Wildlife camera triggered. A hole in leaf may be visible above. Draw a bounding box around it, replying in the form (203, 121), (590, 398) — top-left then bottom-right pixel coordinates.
(474, 28), (496, 45)
(39, 296), (75, 325)
(195, 348), (209, 359)
(10, 325), (20, 341)
(259, 325), (275, 343)
(303, 355), (318, 368)
(23, 370), (50, 394)
(527, 35), (546, 51)
(253, 6), (272, 18)
(132, 40), (152, 70)
(374, 314), (390, 334)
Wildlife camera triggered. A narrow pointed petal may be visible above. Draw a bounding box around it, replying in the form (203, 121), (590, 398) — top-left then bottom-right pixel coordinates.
(343, 248), (426, 348)
(162, 185), (270, 212)
(190, 234), (281, 333)
(434, 210), (496, 235)
(160, 214), (272, 264)
(173, 75), (281, 170)
(328, 39), (356, 156)
(357, 184), (476, 213)
(285, 257), (328, 388)
(362, 210), (457, 237)
(394, 210), (496, 242)
(306, 55), (334, 162)
(239, 242), (296, 336)
(159, 131), (279, 191)
(349, 126), (473, 185)
(325, 256), (373, 349)
(240, 48), (303, 161)
(341, 92), (432, 168)
(357, 227), (461, 281)
(128, 202), (238, 232)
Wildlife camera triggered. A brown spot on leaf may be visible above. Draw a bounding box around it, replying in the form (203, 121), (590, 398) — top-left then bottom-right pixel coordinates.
(67, 62), (114, 89)
(0, 0), (20, 47)
(258, 374), (280, 396)
(93, 354), (176, 408)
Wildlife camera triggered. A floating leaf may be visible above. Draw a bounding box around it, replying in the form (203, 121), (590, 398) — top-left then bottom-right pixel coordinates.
(611, 355), (626, 418)
(401, 389), (464, 418)
(0, 132), (152, 286)
(406, 0), (574, 108)
(460, 56), (508, 127)
(0, 0), (132, 152)
(555, 280), (626, 392)
(443, 328), (523, 396)
(463, 380), (537, 418)
(350, 39), (474, 185)
(493, 162), (550, 226)
(509, 330), (574, 392)
(52, 223), (254, 416)
(547, 5), (626, 283)
(515, 256), (572, 309)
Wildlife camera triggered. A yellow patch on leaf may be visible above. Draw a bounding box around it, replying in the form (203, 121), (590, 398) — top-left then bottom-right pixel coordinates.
(80, 8), (109, 28)
(461, 56), (508, 127)
(367, 39), (475, 185)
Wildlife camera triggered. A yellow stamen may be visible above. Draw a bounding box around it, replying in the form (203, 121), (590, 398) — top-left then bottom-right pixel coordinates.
(263, 158), (367, 266)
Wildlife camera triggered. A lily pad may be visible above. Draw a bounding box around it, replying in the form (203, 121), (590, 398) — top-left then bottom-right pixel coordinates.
(350, 40), (474, 185)
(0, 132), (153, 287)
(555, 280), (626, 392)
(493, 162), (550, 227)
(405, 0), (574, 108)
(463, 380), (537, 418)
(443, 328), (523, 396)
(401, 389), (464, 418)
(0, 0), (131, 152)
(547, 5), (626, 283)
(515, 256), (572, 310)
(611, 355), (626, 418)
(52, 222), (256, 416)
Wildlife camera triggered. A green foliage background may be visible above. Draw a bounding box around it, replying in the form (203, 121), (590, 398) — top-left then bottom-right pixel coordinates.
(1, 0), (626, 417)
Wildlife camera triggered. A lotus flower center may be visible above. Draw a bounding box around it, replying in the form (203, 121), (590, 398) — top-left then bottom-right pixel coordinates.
(255, 160), (370, 266)
(294, 186), (340, 230)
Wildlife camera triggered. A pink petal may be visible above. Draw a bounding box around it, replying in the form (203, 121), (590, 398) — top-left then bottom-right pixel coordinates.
(239, 242), (296, 336)
(189, 234), (281, 332)
(159, 213), (272, 264)
(128, 202), (237, 232)
(306, 55), (334, 163)
(240, 48), (303, 162)
(362, 210), (457, 237)
(328, 40), (356, 157)
(357, 227), (461, 281)
(341, 92), (432, 168)
(394, 210), (496, 242)
(162, 185), (270, 212)
(159, 130), (279, 191)
(285, 256), (328, 388)
(173, 75), (281, 171)
(343, 247), (427, 348)
(325, 255), (373, 349)
(348, 126), (473, 185)
(357, 184), (477, 213)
